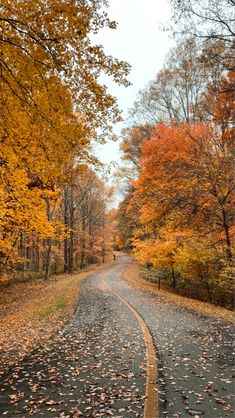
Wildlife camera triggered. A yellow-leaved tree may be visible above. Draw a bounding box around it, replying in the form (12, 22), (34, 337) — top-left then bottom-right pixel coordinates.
(0, 0), (130, 277)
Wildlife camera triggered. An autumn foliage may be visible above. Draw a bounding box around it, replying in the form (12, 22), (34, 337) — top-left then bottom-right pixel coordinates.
(0, 0), (129, 280)
(118, 67), (234, 307)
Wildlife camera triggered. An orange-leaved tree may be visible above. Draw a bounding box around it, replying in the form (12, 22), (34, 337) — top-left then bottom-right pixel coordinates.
(130, 121), (234, 304)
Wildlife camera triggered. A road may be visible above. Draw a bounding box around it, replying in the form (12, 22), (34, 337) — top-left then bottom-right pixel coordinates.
(0, 255), (234, 417)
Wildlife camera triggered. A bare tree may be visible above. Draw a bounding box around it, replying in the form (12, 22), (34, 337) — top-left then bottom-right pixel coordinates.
(129, 38), (228, 126)
(170, 0), (235, 70)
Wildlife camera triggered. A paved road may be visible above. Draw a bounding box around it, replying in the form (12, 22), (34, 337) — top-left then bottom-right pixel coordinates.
(0, 255), (234, 417)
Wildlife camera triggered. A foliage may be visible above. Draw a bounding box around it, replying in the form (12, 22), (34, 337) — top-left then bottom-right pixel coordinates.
(0, 0), (130, 139)
(117, 68), (235, 306)
(0, 0), (130, 278)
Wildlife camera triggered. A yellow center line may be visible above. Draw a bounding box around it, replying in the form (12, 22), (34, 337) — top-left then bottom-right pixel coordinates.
(101, 270), (158, 418)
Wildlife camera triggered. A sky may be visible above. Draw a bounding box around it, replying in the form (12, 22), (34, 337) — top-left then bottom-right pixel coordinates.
(93, 0), (174, 167)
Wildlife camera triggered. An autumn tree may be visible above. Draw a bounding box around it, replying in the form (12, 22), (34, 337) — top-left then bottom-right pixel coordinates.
(119, 124), (153, 173)
(133, 230), (190, 289)
(174, 238), (221, 303)
(116, 1), (234, 307)
(122, 121), (234, 305)
(63, 167), (112, 271)
(116, 190), (141, 252)
(114, 124), (153, 251)
(139, 124), (233, 256)
(0, 75), (89, 276)
(0, 0), (130, 139)
(0, 0), (130, 277)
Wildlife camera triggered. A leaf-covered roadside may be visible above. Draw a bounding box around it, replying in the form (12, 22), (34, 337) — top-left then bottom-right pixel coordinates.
(122, 261), (235, 324)
(0, 261), (113, 375)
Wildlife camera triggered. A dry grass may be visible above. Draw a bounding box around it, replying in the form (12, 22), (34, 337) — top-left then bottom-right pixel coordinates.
(122, 262), (235, 324)
(0, 260), (113, 373)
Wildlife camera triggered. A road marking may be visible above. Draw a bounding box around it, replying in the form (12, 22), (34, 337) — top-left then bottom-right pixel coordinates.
(101, 270), (158, 418)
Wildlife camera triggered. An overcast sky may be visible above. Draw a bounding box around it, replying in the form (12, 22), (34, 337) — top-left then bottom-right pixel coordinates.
(94, 0), (174, 166)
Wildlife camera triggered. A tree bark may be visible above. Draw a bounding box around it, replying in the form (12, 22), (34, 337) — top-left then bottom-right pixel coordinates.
(43, 198), (55, 280)
(68, 188), (74, 273)
(80, 216), (86, 269)
(63, 188), (69, 273)
(171, 267), (176, 289)
(158, 276), (161, 290)
(205, 279), (212, 304)
(18, 232), (25, 272)
(44, 237), (52, 280)
(34, 237), (40, 272)
(222, 207), (232, 261)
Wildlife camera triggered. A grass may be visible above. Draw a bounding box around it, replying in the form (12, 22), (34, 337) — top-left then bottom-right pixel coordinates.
(0, 260), (114, 372)
(122, 262), (235, 324)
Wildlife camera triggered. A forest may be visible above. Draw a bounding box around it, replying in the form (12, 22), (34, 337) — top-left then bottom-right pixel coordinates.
(0, 3), (234, 417)
(0, 0), (234, 308)
(116, 0), (234, 308)
(0, 0), (127, 283)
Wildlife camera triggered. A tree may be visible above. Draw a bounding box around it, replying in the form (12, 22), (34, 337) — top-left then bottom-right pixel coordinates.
(174, 239), (219, 303)
(121, 121), (234, 305)
(120, 124), (153, 173)
(138, 123), (234, 259)
(0, 0), (130, 139)
(116, 2), (234, 306)
(116, 190), (140, 251)
(129, 38), (223, 126)
(0, 78), (88, 275)
(133, 231), (188, 289)
(62, 167), (112, 271)
(0, 0), (130, 277)
(209, 70), (235, 149)
(115, 123), (154, 251)
(170, 0), (235, 70)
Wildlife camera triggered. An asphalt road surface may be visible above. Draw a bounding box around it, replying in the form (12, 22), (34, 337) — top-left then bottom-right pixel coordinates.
(0, 255), (234, 417)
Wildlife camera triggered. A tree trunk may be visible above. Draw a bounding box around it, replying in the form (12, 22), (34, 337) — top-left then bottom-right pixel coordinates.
(88, 221), (94, 263)
(68, 227), (74, 273)
(44, 238), (52, 280)
(18, 232), (25, 272)
(64, 237), (68, 272)
(68, 188), (74, 273)
(171, 267), (176, 289)
(63, 188), (69, 273)
(80, 216), (86, 269)
(158, 276), (161, 290)
(101, 215), (105, 263)
(26, 236), (31, 269)
(43, 199), (54, 280)
(34, 237), (40, 272)
(199, 265), (213, 303)
(42, 239), (46, 271)
(205, 280), (212, 303)
(222, 208), (232, 261)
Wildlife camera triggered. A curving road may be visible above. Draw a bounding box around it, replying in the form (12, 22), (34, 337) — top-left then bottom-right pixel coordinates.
(0, 255), (234, 417)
